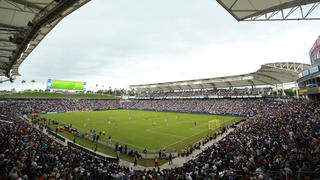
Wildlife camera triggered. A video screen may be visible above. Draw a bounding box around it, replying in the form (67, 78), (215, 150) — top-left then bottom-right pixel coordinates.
(47, 79), (85, 90)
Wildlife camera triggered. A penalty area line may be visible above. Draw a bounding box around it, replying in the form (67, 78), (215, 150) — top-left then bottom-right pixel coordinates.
(164, 129), (208, 150)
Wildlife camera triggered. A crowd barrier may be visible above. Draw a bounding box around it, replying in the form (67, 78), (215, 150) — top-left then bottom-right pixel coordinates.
(67, 141), (118, 163)
(47, 130), (66, 143)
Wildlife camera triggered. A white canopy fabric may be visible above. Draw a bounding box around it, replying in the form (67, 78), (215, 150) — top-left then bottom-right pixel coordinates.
(217, 0), (320, 21)
(0, 0), (91, 82)
(130, 62), (310, 92)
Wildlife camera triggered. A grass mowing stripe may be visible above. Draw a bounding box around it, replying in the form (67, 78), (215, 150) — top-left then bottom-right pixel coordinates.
(40, 110), (242, 153)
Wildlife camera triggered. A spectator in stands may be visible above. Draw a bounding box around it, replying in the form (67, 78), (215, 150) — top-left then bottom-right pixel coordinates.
(0, 97), (319, 179)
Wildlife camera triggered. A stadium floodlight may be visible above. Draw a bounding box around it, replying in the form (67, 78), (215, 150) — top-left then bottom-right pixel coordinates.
(24, 44), (31, 53)
(192, 82), (203, 85)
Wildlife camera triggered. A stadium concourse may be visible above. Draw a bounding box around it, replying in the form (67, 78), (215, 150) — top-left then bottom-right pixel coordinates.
(0, 97), (319, 179)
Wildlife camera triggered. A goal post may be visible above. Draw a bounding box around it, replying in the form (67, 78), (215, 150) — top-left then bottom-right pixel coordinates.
(208, 119), (220, 130)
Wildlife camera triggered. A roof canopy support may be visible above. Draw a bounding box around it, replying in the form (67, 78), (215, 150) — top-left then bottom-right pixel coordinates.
(217, 0), (320, 21)
(8, 0), (43, 11)
(0, 0), (91, 78)
(0, 48), (13, 52)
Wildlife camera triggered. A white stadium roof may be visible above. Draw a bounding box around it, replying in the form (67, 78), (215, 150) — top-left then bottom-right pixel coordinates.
(0, 1), (315, 83)
(217, 0), (320, 21)
(130, 62), (310, 92)
(0, 0), (90, 82)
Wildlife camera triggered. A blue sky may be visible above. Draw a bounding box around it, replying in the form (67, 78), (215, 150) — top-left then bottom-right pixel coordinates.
(1, 0), (320, 91)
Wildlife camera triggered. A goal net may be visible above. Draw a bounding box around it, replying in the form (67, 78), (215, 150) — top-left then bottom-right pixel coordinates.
(208, 119), (220, 130)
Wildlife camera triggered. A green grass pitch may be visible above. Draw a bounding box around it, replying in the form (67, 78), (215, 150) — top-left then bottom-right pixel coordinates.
(40, 110), (242, 153)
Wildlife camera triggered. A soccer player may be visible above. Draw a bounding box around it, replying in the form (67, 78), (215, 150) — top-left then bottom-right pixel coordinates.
(194, 121), (196, 126)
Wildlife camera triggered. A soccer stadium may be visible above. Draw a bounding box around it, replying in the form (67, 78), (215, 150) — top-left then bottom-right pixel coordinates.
(1, 0), (320, 179)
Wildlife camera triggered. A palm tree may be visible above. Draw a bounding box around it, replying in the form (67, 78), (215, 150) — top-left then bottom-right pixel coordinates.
(21, 80), (26, 91)
(108, 86), (112, 95)
(31, 80), (36, 91)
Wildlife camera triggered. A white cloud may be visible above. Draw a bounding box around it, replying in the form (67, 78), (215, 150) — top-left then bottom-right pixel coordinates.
(1, 0), (320, 91)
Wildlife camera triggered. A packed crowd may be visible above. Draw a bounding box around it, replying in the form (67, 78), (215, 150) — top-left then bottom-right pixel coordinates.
(0, 98), (319, 179)
(171, 100), (320, 179)
(137, 87), (272, 98)
(121, 99), (259, 115)
(0, 102), (131, 179)
(6, 99), (120, 113)
(121, 99), (213, 113)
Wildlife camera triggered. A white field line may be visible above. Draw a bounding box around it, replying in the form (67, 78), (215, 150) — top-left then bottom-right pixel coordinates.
(111, 137), (146, 150)
(52, 112), (236, 153)
(100, 116), (238, 153)
(145, 128), (185, 138)
(57, 121), (147, 151)
(164, 129), (208, 149)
